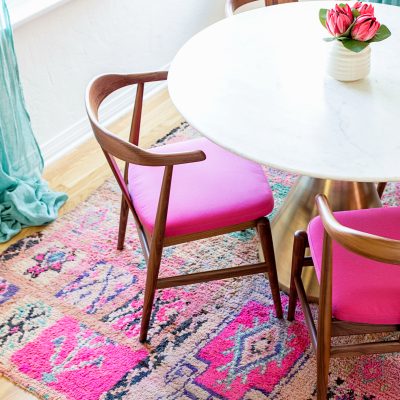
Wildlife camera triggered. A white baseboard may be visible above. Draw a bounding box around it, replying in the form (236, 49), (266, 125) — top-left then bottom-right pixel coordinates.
(41, 72), (168, 166)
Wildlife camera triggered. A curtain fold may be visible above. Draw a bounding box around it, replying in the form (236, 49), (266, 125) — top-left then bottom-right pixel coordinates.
(0, 0), (67, 243)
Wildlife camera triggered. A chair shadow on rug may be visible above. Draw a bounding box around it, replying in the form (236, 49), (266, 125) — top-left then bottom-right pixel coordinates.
(288, 194), (400, 399)
(85, 71), (282, 342)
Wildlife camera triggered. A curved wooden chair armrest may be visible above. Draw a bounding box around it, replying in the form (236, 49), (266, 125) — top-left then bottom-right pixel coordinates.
(225, 0), (262, 16)
(91, 126), (206, 166)
(315, 194), (400, 265)
(85, 71), (206, 167)
(87, 71), (168, 119)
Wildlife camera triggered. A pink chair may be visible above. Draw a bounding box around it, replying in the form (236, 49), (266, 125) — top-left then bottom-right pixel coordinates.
(86, 71), (283, 342)
(287, 194), (400, 399)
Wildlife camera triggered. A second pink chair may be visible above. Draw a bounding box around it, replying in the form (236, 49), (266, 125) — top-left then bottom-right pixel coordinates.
(288, 194), (400, 399)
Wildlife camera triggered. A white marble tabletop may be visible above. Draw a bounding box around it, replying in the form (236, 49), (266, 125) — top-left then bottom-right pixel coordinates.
(168, 1), (400, 182)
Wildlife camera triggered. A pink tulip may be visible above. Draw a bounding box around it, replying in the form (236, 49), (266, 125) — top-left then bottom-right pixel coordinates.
(336, 3), (353, 20)
(351, 14), (380, 41)
(353, 2), (375, 16)
(326, 4), (354, 37)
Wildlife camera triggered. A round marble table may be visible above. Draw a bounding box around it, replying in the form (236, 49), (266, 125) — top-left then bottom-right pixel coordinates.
(168, 1), (400, 299)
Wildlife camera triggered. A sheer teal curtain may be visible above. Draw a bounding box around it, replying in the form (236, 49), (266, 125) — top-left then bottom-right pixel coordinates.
(370, 0), (400, 5)
(0, 0), (67, 243)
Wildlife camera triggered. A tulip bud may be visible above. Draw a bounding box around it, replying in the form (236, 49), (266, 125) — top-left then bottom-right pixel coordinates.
(336, 3), (353, 20)
(354, 2), (375, 16)
(326, 4), (354, 37)
(351, 14), (380, 41)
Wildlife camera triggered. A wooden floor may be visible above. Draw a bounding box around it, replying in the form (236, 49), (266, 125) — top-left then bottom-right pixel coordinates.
(0, 88), (183, 399)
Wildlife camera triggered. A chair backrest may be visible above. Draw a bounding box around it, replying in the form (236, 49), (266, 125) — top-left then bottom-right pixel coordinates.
(85, 71), (206, 232)
(225, 0), (297, 17)
(314, 194), (400, 324)
(315, 194), (400, 265)
(85, 71), (205, 168)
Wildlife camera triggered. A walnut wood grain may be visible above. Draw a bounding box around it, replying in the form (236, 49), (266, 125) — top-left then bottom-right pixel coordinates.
(332, 320), (400, 336)
(86, 71), (283, 342)
(86, 72), (206, 167)
(140, 165), (173, 342)
(163, 220), (257, 247)
(377, 182), (387, 198)
(157, 263), (267, 289)
(288, 193), (400, 400)
(331, 340), (400, 357)
(315, 195), (400, 264)
(316, 230), (332, 399)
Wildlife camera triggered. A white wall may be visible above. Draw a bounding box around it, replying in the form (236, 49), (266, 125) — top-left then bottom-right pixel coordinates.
(10, 0), (225, 163)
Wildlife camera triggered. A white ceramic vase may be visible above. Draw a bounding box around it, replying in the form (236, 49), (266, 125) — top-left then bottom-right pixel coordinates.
(327, 40), (371, 82)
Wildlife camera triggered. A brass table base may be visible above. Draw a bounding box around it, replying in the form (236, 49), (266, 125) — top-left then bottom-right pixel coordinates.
(271, 176), (382, 301)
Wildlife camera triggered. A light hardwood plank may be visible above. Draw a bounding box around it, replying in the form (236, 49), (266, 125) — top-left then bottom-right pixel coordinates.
(0, 88), (182, 254)
(0, 378), (38, 400)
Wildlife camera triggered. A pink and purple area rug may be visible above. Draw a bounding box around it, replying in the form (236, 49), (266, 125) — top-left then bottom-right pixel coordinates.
(1, 123), (400, 400)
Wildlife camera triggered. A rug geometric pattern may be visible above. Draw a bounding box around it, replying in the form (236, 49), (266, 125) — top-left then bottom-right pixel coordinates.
(1, 123), (400, 399)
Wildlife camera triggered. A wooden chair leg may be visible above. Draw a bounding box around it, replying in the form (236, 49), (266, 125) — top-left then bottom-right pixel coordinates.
(257, 218), (283, 319)
(117, 196), (129, 250)
(140, 165), (173, 342)
(316, 335), (330, 400)
(317, 231), (332, 400)
(377, 182), (387, 198)
(316, 305), (331, 400)
(139, 245), (163, 343)
(287, 231), (308, 321)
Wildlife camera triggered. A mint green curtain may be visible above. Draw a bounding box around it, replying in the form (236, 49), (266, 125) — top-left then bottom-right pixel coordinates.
(0, 0), (67, 243)
(370, 0), (400, 5)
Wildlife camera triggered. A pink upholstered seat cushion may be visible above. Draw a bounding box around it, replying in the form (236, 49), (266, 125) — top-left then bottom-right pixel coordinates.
(308, 207), (400, 325)
(128, 138), (274, 238)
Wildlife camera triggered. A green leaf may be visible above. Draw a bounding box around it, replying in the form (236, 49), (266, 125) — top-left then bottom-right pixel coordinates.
(352, 9), (360, 18)
(369, 25), (391, 42)
(341, 20), (356, 38)
(319, 8), (328, 28)
(341, 39), (370, 53)
(323, 37), (336, 42)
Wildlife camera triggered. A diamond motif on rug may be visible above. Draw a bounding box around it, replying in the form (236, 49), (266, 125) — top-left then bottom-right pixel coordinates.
(217, 316), (294, 386)
(195, 301), (309, 399)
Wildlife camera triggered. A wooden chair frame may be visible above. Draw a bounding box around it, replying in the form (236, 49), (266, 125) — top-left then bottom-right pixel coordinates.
(85, 71), (282, 342)
(377, 182), (387, 198)
(225, 0), (297, 17)
(287, 194), (400, 399)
